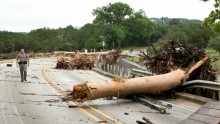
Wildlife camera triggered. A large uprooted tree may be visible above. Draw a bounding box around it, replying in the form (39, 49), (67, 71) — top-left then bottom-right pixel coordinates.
(66, 40), (218, 102)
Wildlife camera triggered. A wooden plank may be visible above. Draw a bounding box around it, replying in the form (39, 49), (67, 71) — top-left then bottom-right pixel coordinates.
(203, 101), (220, 110)
(196, 107), (220, 118)
(179, 119), (207, 124)
(189, 113), (220, 124)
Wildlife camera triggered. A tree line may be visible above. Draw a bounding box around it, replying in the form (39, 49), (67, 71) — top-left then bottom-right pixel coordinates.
(0, 2), (219, 54)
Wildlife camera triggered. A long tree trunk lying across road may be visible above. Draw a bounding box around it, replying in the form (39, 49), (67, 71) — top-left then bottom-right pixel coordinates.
(67, 56), (209, 102)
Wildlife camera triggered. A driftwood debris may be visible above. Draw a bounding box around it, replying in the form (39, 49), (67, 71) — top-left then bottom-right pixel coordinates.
(56, 54), (95, 70)
(66, 41), (217, 102)
(139, 40), (217, 81)
(136, 117), (154, 124)
(55, 50), (120, 70)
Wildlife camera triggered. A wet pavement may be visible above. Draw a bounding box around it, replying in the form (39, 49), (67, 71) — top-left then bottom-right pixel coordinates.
(0, 58), (197, 124)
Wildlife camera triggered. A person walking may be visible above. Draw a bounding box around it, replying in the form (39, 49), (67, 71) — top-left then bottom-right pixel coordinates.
(16, 49), (29, 82)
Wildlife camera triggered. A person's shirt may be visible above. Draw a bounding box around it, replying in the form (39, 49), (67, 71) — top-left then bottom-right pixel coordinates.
(17, 53), (29, 62)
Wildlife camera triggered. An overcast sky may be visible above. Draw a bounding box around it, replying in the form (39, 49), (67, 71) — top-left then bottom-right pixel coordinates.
(0, 0), (214, 32)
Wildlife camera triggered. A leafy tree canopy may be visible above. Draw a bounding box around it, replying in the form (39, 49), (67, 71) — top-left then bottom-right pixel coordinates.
(92, 2), (133, 25)
(208, 34), (220, 55)
(201, 0), (220, 32)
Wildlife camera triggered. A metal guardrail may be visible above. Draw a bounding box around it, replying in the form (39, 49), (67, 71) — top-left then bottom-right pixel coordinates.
(180, 80), (220, 100)
(130, 68), (153, 77)
(132, 95), (172, 114)
(181, 80), (220, 87)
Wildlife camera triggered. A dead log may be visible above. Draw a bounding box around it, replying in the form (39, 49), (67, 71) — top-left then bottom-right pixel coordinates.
(67, 56), (209, 102)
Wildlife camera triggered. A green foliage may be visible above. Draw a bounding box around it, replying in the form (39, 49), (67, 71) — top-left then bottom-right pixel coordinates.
(93, 3), (156, 47)
(162, 26), (189, 44)
(77, 24), (97, 49)
(92, 2), (133, 25)
(151, 17), (202, 26)
(208, 34), (220, 55)
(205, 48), (220, 71)
(201, 0), (220, 32)
(103, 24), (125, 48)
(84, 38), (98, 49)
(169, 18), (180, 26)
(160, 20), (213, 47)
(125, 11), (156, 46)
(0, 31), (23, 53)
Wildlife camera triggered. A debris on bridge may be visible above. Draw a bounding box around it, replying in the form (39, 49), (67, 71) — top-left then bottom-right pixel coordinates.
(67, 55), (209, 102)
(139, 40), (218, 81)
(136, 117), (154, 124)
(56, 54), (95, 70)
(55, 50), (120, 70)
(66, 40), (218, 102)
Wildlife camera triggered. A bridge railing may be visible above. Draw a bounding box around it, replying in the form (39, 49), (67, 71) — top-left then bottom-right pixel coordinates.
(96, 60), (152, 79)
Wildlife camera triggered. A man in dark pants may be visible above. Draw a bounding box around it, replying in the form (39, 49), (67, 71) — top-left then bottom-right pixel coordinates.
(16, 49), (29, 82)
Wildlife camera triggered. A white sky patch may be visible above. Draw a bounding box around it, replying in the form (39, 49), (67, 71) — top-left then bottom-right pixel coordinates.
(0, 0), (214, 32)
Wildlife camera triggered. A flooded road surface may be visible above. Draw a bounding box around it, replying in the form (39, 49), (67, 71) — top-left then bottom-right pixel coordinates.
(0, 58), (197, 124)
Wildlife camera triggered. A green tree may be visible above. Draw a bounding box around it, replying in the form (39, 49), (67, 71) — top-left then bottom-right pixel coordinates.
(169, 18), (180, 26)
(162, 26), (189, 44)
(161, 21), (213, 47)
(93, 3), (156, 47)
(56, 25), (79, 50)
(84, 38), (98, 49)
(208, 35), (220, 56)
(201, 0), (220, 32)
(92, 2), (133, 48)
(125, 10), (156, 46)
(92, 2), (133, 25)
(149, 25), (167, 43)
(0, 31), (24, 53)
(76, 24), (97, 49)
(184, 23), (213, 47)
(104, 24), (125, 48)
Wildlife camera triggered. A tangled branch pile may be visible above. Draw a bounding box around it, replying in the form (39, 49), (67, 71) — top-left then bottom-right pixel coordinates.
(55, 50), (121, 70)
(139, 40), (218, 81)
(98, 50), (122, 64)
(56, 53), (95, 70)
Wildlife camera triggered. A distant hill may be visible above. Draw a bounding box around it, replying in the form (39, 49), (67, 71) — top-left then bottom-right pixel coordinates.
(150, 17), (202, 26)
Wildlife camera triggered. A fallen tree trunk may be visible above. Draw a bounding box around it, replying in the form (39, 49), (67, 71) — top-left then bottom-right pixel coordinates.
(67, 56), (209, 102)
